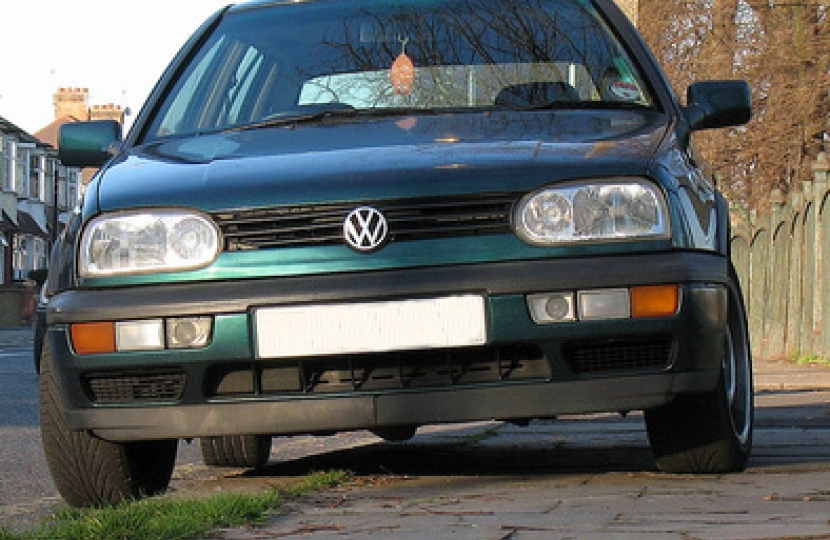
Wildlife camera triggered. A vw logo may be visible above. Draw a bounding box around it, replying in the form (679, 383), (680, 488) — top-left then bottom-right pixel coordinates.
(343, 207), (389, 252)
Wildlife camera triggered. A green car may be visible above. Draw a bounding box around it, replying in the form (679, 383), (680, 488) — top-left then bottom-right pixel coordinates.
(41, 0), (753, 507)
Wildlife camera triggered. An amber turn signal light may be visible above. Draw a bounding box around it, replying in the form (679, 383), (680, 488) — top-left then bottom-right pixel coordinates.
(630, 284), (679, 318)
(70, 322), (117, 355)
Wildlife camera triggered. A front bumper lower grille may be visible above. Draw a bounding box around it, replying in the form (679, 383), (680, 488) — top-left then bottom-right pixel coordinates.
(79, 337), (675, 405)
(208, 344), (548, 398)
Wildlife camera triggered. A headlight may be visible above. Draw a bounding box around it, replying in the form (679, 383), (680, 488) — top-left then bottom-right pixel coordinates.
(515, 180), (669, 245)
(80, 210), (221, 277)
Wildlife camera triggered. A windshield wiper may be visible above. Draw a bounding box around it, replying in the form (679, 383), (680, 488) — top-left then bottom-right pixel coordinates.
(223, 101), (648, 135)
(227, 105), (477, 133)
(506, 100), (656, 112)
(228, 106), (360, 133)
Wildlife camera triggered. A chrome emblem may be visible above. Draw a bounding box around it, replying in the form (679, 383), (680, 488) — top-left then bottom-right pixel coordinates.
(343, 207), (389, 252)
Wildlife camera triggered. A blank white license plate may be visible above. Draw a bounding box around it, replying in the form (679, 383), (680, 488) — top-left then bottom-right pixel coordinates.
(255, 295), (487, 359)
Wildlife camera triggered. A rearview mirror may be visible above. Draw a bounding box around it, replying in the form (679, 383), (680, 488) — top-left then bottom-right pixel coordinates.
(684, 81), (752, 131)
(58, 120), (122, 168)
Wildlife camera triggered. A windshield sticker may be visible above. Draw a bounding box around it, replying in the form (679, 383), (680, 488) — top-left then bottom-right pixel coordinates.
(609, 80), (641, 101)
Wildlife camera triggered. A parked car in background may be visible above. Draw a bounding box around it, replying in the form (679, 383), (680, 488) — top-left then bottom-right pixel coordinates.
(40, 0), (753, 507)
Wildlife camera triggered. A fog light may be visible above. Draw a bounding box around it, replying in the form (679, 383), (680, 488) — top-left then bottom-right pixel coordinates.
(528, 293), (575, 323)
(116, 319), (164, 351)
(578, 289), (630, 320)
(167, 317), (213, 349)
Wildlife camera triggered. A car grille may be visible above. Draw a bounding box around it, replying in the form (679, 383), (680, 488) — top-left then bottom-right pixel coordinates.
(83, 370), (186, 404)
(207, 344), (549, 397)
(212, 193), (516, 251)
(563, 336), (675, 374)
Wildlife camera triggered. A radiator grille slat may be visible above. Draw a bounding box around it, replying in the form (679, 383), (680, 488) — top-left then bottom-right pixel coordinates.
(212, 193), (516, 251)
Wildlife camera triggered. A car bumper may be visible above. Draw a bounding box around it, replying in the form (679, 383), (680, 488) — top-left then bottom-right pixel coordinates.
(46, 251), (731, 442)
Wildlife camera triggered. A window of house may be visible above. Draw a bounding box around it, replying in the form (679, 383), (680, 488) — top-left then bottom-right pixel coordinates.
(15, 146), (27, 197)
(0, 136), (7, 192)
(2, 138), (14, 193)
(12, 236), (25, 281)
(43, 157), (56, 204)
(56, 165), (67, 209)
(29, 153), (42, 200)
(33, 237), (47, 270)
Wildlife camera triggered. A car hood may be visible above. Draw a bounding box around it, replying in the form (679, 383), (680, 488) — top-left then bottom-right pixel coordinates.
(95, 110), (671, 212)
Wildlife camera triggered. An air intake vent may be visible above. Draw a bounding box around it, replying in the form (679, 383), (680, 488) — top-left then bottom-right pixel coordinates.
(564, 336), (674, 374)
(84, 370), (186, 404)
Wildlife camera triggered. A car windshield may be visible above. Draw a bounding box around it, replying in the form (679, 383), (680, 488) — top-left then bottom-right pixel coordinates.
(142, 0), (655, 142)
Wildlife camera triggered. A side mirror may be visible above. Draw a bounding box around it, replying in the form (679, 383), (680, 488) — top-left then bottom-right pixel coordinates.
(684, 81), (752, 131)
(58, 120), (122, 167)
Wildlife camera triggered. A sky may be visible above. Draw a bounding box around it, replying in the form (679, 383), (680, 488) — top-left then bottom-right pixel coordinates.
(0, 1), (234, 135)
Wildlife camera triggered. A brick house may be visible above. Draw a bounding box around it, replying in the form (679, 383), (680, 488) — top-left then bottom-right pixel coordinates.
(0, 116), (77, 287)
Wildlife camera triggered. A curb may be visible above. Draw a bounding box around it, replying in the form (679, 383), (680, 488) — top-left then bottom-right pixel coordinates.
(753, 359), (830, 392)
(0, 327), (34, 350)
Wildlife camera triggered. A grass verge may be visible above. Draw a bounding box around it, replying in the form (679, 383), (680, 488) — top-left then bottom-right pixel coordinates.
(795, 354), (830, 368)
(0, 470), (348, 540)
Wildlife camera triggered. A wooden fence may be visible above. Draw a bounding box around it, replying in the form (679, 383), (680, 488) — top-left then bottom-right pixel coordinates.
(731, 152), (830, 361)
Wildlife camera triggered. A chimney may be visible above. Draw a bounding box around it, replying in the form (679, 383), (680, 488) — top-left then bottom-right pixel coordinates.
(90, 103), (125, 124)
(53, 87), (90, 121)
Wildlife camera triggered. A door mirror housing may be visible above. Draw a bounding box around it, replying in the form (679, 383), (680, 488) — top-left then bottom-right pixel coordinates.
(684, 81), (752, 131)
(59, 120), (122, 168)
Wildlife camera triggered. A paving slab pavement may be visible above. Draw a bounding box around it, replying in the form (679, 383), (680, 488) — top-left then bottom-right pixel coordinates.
(195, 369), (830, 540)
(204, 410), (830, 540)
(219, 469), (830, 540)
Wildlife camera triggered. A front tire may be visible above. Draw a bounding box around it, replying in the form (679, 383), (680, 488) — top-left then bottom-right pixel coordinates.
(645, 279), (753, 473)
(39, 343), (177, 507)
(200, 435), (272, 468)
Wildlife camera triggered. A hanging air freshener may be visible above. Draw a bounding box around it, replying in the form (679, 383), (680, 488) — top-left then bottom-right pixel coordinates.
(390, 36), (415, 96)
